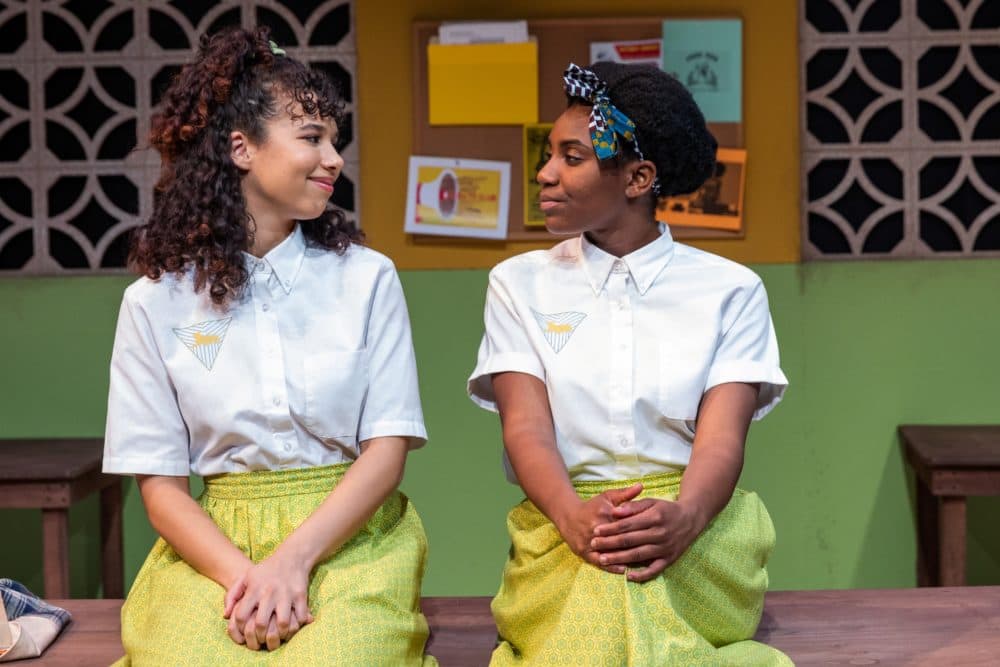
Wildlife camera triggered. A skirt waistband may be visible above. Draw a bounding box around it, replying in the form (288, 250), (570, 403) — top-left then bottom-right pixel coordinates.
(572, 470), (683, 499)
(203, 463), (350, 500)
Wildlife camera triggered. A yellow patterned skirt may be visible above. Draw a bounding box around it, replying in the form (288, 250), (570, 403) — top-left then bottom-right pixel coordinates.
(115, 464), (437, 666)
(490, 471), (792, 666)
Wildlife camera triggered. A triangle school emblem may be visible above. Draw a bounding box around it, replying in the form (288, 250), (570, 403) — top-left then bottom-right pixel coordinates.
(531, 309), (586, 353)
(173, 318), (232, 370)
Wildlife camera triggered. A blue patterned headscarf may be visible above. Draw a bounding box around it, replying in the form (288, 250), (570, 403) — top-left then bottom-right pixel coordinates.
(562, 63), (661, 195)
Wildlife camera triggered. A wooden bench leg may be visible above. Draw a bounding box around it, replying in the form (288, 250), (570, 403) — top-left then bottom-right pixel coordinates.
(915, 480), (939, 586)
(938, 496), (967, 587)
(42, 508), (70, 599)
(100, 478), (125, 598)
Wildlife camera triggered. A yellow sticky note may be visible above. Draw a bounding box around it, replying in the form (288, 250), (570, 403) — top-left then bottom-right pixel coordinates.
(428, 39), (538, 125)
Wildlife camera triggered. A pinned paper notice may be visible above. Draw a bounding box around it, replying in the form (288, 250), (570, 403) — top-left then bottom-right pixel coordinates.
(662, 19), (742, 123)
(656, 148), (747, 232)
(404, 156), (511, 239)
(590, 39), (662, 67)
(523, 123), (553, 228)
(438, 21), (528, 44)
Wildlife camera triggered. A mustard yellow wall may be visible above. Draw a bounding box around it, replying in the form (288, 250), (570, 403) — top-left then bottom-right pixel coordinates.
(355, 0), (801, 268)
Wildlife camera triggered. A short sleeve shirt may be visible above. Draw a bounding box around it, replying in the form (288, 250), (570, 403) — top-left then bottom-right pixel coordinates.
(103, 224), (427, 477)
(468, 224), (787, 482)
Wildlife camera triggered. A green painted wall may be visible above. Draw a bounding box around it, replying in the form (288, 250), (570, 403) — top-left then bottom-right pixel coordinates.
(2, 261), (999, 597)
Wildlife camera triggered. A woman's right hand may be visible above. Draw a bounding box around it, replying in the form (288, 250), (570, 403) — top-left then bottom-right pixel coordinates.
(224, 552), (314, 650)
(490, 373), (644, 575)
(223, 570), (309, 650)
(222, 571), (250, 645)
(554, 483), (643, 573)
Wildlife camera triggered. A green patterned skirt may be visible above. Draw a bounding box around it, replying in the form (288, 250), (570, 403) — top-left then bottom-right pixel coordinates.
(115, 464), (437, 666)
(490, 471), (792, 666)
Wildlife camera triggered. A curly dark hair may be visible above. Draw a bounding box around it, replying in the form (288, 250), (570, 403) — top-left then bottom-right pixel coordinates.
(570, 62), (718, 199)
(131, 25), (362, 305)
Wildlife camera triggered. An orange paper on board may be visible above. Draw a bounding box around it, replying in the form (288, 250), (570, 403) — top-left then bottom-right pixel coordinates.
(656, 148), (746, 232)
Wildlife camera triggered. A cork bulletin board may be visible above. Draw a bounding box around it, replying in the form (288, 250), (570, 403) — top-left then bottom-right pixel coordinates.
(411, 17), (744, 242)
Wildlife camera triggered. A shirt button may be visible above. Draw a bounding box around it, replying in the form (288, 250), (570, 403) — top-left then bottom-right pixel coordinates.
(272, 396), (281, 406)
(262, 303), (270, 312)
(619, 436), (628, 446)
(284, 443), (292, 452)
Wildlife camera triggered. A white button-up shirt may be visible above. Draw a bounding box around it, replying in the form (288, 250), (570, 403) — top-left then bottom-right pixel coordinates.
(468, 224), (787, 482)
(104, 224), (426, 477)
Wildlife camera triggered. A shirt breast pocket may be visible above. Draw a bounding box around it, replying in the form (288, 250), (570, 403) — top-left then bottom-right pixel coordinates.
(658, 339), (714, 422)
(303, 348), (368, 440)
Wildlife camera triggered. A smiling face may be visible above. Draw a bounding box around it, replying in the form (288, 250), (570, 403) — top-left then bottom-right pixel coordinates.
(536, 104), (635, 237)
(235, 97), (344, 230)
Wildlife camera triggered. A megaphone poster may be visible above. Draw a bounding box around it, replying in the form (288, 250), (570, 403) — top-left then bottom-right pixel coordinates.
(404, 156), (510, 239)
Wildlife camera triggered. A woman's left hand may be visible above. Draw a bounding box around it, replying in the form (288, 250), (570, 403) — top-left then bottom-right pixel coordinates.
(589, 498), (707, 583)
(225, 550), (314, 650)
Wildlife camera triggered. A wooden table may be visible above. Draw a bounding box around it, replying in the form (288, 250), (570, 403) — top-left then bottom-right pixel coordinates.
(25, 588), (1000, 665)
(900, 425), (1000, 586)
(0, 438), (123, 599)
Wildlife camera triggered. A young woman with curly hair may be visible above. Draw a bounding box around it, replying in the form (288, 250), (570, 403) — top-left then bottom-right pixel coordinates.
(468, 62), (792, 665)
(103, 26), (436, 665)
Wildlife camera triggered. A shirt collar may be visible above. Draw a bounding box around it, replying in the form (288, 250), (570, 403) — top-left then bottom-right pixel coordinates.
(243, 224), (306, 295)
(579, 223), (675, 296)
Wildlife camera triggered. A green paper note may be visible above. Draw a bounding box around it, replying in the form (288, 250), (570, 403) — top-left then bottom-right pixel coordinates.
(662, 19), (742, 123)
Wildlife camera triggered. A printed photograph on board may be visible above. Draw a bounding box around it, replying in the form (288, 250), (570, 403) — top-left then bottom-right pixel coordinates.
(656, 148), (746, 232)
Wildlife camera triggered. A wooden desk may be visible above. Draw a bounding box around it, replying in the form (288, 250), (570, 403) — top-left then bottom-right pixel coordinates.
(26, 588), (1000, 666)
(0, 438), (123, 599)
(900, 425), (1000, 586)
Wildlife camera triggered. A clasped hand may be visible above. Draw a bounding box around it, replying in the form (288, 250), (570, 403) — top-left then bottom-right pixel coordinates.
(223, 551), (314, 651)
(558, 483), (706, 583)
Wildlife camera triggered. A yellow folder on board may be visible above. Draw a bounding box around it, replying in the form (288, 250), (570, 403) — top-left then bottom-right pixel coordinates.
(427, 38), (538, 125)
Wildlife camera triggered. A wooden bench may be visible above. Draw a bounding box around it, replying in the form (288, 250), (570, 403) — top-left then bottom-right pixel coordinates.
(23, 587), (1000, 665)
(0, 438), (123, 599)
(900, 424), (1000, 586)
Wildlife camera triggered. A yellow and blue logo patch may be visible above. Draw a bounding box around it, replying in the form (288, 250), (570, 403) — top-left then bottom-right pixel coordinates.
(173, 318), (232, 370)
(530, 309), (586, 353)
